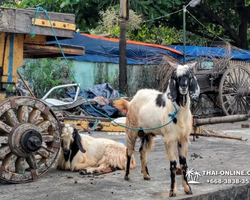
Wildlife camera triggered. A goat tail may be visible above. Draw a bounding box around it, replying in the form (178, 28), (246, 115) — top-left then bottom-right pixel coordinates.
(113, 98), (130, 112)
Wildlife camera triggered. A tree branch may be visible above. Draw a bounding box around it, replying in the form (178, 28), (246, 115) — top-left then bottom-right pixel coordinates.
(195, 6), (241, 46)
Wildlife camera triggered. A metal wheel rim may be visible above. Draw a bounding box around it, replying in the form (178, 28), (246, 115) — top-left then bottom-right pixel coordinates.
(219, 65), (250, 115)
(0, 96), (61, 183)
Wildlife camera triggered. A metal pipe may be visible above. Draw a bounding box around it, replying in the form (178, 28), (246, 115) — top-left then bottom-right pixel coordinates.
(183, 5), (186, 64)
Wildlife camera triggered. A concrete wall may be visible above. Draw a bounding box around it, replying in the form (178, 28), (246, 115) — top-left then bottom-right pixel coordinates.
(72, 60), (159, 96)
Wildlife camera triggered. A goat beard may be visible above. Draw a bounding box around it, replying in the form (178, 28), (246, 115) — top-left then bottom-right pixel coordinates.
(179, 94), (187, 107)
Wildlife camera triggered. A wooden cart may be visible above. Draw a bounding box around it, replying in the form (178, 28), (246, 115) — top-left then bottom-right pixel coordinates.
(193, 62), (250, 116)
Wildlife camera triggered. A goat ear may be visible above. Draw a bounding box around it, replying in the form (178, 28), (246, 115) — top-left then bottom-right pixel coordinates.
(189, 75), (200, 99)
(166, 78), (177, 102)
(167, 61), (178, 69)
(73, 128), (86, 153)
(187, 62), (197, 70)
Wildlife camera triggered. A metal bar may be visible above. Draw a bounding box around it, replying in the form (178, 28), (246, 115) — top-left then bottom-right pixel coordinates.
(183, 6), (186, 64)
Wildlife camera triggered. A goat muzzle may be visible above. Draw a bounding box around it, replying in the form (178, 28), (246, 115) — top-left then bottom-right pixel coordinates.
(63, 148), (70, 154)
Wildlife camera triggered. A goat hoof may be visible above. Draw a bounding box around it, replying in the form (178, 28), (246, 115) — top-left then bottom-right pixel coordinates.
(169, 190), (176, 197)
(143, 176), (151, 180)
(185, 190), (193, 195)
(92, 170), (101, 175)
(79, 169), (89, 175)
(110, 166), (116, 172)
(124, 175), (130, 181)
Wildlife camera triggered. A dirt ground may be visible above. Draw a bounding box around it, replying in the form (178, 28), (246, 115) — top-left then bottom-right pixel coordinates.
(1, 120), (250, 200)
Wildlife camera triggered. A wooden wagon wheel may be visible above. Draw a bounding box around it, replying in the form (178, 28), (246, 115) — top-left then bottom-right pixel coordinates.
(0, 96), (61, 183)
(219, 65), (250, 115)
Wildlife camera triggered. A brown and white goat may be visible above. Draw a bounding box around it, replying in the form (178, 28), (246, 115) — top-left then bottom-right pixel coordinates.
(113, 62), (200, 197)
(56, 125), (136, 174)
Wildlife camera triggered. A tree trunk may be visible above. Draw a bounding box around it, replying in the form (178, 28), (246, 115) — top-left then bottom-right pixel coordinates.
(238, 6), (250, 49)
(119, 19), (127, 95)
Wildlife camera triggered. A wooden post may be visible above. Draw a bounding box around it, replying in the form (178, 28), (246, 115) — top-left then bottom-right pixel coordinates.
(119, 0), (129, 95)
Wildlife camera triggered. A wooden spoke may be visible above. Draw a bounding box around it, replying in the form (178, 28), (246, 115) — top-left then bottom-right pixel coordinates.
(36, 149), (50, 159)
(2, 152), (13, 168)
(42, 135), (55, 143)
(28, 108), (41, 124)
(26, 155), (38, 170)
(4, 109), (19, 126)
(0, 136), (8, 145)
(17, 106), (29, 123)
(15, 157), (25, 174)
(37, 120), (51, 132)
(0, 145), (11, 159)
(0, 121), (12, 133)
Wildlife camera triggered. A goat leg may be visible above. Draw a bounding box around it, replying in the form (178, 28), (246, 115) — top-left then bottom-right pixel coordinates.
(124, 148), (132, 180)
(178, 141), (192, 195)
(139, 135), (151, 180)
(124, 132), (137, 181)
(169, 161), (177, 197)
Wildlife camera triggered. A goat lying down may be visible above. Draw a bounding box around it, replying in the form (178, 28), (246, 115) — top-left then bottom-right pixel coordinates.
(56, 125), (136, 174)
(113, 62), (200, 197)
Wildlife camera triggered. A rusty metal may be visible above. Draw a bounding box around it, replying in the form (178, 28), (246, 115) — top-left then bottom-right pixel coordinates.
(0, 96), (61, 183)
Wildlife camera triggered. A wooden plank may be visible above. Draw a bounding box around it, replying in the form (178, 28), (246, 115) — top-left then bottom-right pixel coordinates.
(24, 34), (47, 44)
(0, 8), (15, 32)
(23, 44), (85, 58)
(0, 7), (75, 38)
(0, 32), (5, 67)
(32, 18), (76, 31)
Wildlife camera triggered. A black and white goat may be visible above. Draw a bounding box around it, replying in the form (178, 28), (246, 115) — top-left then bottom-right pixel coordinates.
(56, 124), (136, 174)
(113, 62), (200, 197)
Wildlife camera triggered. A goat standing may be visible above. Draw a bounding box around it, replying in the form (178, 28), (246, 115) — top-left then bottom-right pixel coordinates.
(113, 62), (200, 197)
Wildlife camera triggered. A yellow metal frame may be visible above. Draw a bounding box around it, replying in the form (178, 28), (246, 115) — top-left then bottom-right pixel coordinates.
(32, 18), (76, 31)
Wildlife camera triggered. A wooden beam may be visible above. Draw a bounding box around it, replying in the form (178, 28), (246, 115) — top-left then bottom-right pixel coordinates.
(0, 7), (75, 38)
(24, 34), (47, 45)
(23, 44), (85, 58)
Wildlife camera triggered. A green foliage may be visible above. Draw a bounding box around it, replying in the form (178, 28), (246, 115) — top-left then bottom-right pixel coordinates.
(133, 24), (180, 44)
(22, 58), (75, 98)
(90, 7), (142, 39)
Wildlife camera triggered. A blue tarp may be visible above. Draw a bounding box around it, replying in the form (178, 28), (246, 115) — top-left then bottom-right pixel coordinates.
(48, 33), (179, 65)
(48, 33), (250, 64)
(169, 45), (250, 62)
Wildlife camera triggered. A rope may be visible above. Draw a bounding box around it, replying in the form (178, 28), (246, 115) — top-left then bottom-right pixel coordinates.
(88, 119), (100, 136)
(30, 7), (179, 131)
(143, 9), (182, 23)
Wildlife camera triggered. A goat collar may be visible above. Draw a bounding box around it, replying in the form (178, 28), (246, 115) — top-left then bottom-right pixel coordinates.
(168, 103), (178, 119)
